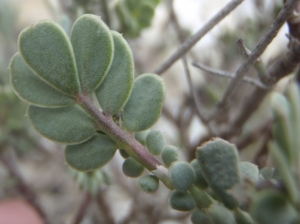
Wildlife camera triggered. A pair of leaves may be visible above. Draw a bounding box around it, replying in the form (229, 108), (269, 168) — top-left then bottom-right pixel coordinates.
(10, 14), (166, 171)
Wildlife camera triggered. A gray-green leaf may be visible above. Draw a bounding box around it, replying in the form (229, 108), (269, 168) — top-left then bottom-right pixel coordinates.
(10, 53), (75, 107)
(71, 14), (114, 93)
(28, 105), (96, 144)
(65, 134), (117, 171)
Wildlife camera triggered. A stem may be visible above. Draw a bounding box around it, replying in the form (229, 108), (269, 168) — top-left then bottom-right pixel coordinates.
(154, 0), (244, 75)
(76, 94), (162, 171)
(72, 191), (92, 224)
(211, 0), (299, 120)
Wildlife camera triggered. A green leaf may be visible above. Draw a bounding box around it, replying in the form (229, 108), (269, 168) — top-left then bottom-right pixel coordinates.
(122, 157), (144, 177)
(123, 73), (165, 132)
(28, 105), (96, 144)
(10, 53), (75, 107)
(71, 14), (114, 93)
(96, 31), (134, 115)
(65, 134), (117, 171)
(169, 161), (195, 192)
(250, 191), (298, 224)
(190, 209), (213, 224)
(169, 190), (196, 211)
(161, 145), (178, 167)
(146, 130), (165, 155)
(190, 159), (208, 189)
(18, 20), (80, 95)
(240, 161), (259, 183)
(139, 175), (159, 193)
(196, 138), (241, 209)
(208, 203), (236, 224)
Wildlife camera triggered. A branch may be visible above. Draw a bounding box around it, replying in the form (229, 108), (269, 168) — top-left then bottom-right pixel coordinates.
(192, 62), (269, 89)
(72, 191), (92, 224)
(1, 148), (48, 224)
(211, 0), (300, 120)
(153, 0), (244, 75)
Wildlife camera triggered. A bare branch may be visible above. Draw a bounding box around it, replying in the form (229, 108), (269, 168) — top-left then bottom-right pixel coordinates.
(72, 192), (92, 224)
(212, 0), (300, 120)
(192, 62), (269, 89)
(154, 0), (244, 75)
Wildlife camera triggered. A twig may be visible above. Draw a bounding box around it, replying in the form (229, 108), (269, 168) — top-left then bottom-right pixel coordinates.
(100, 0), (110, 27)
(153, 0), (244, 75)
(1, 147), (48, 224)
(72, 191), (92, 224)
(96, 188), (114, 224)
(192, 62), (268, 89)
(211, 0), (300, 120)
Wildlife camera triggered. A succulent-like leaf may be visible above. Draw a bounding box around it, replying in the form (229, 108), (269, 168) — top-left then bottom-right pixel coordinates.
(123, 73), (165, 132)
(250, 191), (298, 224)
(65, 134), (117, 171)
(188, 185), (212, 208)
(10, 53), (75, 107)
(71, 14), (114, 93)
(96, 31), (134, 115)
(139, 175), (159, 193)
(169, 161), (195, 192)
(18, 20), (80, 95)
(196, 138), (241, 209)
(207, 203), (236, 224)
(190, 159), (208, 189)
(169, 190), (196, 211)
(240, 161), (259, 183)
(190, 209), (213, 224)
(28, 105), (96, 144)
(122, 157), (144, 177)
(161, 145), (178, 167)
(146, 130), (165, 155)
(135, 130), (150, 145)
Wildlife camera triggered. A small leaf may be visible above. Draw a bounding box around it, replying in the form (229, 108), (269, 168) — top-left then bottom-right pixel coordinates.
(28, 105), (96, 144)
(169, 190), (196, 211)
(139, 175), (159, 193)
(169, 161), (195, 192)
(96, 31), (134, 115)
(196, 138), (241, 209)
(18, 20), (80, 95)
(161, 145), (178, 167)
(10, 53), (75, 107)
(146, 130), (165, 155)
(240, 161), (259, 183)
(135, 130), (150, 145)
(190, 159), (208, 189)
(190, 209), (213, 224)
(71, 14), (114, 93)
(122, 157), (144, 177)
(65, 134), (117, 171)
(250, 190), (298, 224)
(207, 203), (236, 224)
(123, 73), (165, 132)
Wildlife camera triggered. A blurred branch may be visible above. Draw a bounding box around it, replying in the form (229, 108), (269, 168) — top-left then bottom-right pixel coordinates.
(96, 188), (114, 224)
(72, 191), (92, 224)
(192, 62), (269, 89)
(154, 0), (244, 75)
(211, 0), (300, 121)
(1, 147), (48, 224)
(100, 0), (110, 27)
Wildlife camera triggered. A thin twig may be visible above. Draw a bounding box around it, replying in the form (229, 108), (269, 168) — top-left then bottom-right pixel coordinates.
(72, 191), (92, 224)
(96, 188), (115, 224)
(192, 62), (269, 89)
(211, 0), (300, 120)
(1, 147), (48, 224)
(154, 0), (244, 75)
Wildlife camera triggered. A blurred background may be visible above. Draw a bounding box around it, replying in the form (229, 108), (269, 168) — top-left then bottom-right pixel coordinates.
(0, 0), (289, 223)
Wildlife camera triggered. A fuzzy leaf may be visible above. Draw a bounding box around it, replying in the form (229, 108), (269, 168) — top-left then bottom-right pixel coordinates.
(122, 157), (144, 177)
(10, 53), (75, 107)
(65, 134), (117, 171)
(169, 190), (196, 211)
(146, 130), (165, 155)
(169, 161), (195, 192)
(96, 31), (134, 115)
(123, 73), (165, 132)
(71, 14), (114, 93)
(139, 175), (159, 193)
(18, 20), (80, 95)
(28, 105), (96, 144)
(196, 138), (241, 209)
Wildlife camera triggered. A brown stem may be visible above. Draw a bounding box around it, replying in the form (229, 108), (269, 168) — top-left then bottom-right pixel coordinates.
(96, 189), (114, 224)
(76, 94), (161, 171)
(72, 191), (92, 224)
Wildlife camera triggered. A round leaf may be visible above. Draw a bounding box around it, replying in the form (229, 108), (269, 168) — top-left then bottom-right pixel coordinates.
(28, 105), (96, 144)
(122, 157), (144, 177)
(65, 134), (117, 171)
(18, 20), (80, 95)
(96, 31), (134, 115)
(169, 161), (195, 192)
(123, 73), (165, 132)
(10, 53), (75, 107)
(169, 190), (196, 211)
(146, 130), (165, 155)
(71, 14), (114, 93)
